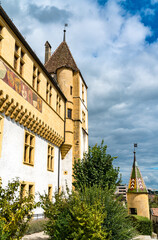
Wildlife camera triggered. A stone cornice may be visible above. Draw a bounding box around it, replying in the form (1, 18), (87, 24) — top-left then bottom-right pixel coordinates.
(0, 90), (64, 147)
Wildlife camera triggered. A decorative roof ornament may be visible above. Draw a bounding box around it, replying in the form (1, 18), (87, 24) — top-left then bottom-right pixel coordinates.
(127, 144), (148, 193)
(63, 23), (68, 42)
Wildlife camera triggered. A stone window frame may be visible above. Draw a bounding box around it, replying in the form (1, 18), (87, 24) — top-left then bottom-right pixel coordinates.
(23, 130), (35, 166)
(47, 144), (54, 172)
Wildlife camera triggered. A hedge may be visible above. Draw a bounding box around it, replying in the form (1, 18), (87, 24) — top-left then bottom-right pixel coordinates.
(129, 215), (153, 235)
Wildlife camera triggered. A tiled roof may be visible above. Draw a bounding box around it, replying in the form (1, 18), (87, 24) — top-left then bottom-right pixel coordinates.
(45, 41), (79, 73)
(151, 208), (158, 216)
(127, 152), (148, 193)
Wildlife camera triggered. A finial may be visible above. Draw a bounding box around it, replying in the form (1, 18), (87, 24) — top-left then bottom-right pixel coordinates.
(63, 23), (68, 42)
(133, 143), (137, 163)
(134, 143), (137, 153)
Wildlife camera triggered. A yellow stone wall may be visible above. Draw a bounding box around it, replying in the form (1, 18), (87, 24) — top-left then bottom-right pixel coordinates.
(0, 15), (65, 145)
(57, 68), (73, 146)
(127, 193), (150, 219)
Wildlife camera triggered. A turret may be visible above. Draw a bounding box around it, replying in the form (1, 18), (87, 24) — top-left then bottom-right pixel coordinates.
(127, 144), (149, 218)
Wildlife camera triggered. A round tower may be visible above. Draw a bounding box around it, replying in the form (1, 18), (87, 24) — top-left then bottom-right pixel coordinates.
(127, 145), (149, 219)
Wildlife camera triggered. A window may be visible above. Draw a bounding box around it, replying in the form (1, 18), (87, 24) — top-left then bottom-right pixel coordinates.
(14, 43), (25, 74)
(82, 83), (84, 102)
(48, 185), (53, 200)
(20, 61), (24, 75)
(32, 66), (40, 93)
(67, 109), (72, 119)
(0, 25), (2, 35)
(14, 55), (18, 70)
(82, 111), (86, 129)
(46, 81), (52, 105)
(20, 182), (35, 198)
(0, 25), (4, 42)
(56, 94), (61, 114)
(0, 115), (4, 157)
(15, 44), (19, 54)
(70, 86), (73, 95)
(47, 144), (54, 172)
(21, 50), (24, 60)
(23, 131), (35, 166)
(130, 208), (137, 215)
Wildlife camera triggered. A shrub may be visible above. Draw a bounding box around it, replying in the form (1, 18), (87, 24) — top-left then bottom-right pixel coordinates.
(40, 189), (109, 240)
(25, 219), (48, 235)
(40, 186), (136, 240)
(130, 215), (153, 235)
(0, 178), (37, 239)
(80, 185), (136, 240)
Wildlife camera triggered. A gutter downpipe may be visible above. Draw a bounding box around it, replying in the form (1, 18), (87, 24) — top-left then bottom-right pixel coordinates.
(58, 99), (66, 194)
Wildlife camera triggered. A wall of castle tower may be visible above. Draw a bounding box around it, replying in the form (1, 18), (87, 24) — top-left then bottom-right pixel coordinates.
(127, 193), (150, 219)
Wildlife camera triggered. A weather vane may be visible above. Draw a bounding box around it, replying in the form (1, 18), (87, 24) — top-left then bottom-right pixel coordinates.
(134, 143), (137, 152)
(63, 23), (68, 42)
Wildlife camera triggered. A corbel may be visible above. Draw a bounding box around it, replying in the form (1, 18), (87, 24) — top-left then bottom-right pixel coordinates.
(30, 117), (38, 131)
(15, 106), (23, 122)
(27, 115), (35, 129)
(0, 94), (9, 112)
(10, 102), (19, 119)
(23, 112), (31, 127)
(5, 98), (14, 116)
(34, 120), (41, 133)
(19, 109), (27, 124)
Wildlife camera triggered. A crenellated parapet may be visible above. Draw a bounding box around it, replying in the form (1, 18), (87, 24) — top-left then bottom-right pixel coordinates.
(0, 90), (64, 147)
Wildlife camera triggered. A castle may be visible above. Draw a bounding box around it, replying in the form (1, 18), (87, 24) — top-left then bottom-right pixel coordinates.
(0, 6), (88, 217)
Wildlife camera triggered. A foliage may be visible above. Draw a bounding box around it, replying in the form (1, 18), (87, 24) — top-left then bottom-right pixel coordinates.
(40, 185), (136, 240)
(129, 215), (153, 236)
(72, 141), (121, 191)
(40, 188), (109, 240)
(25, 219), (48, 235)
(0, 178), (37, 240)
(80, 186), (136, 240)
(149, 195), (158, 208)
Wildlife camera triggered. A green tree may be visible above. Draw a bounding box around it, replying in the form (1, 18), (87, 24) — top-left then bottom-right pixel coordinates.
(73, 141), (121, 191)
(0, 178), (37, 240)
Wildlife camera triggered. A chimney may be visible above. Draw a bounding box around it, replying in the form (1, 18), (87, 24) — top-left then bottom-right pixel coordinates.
(45, 41), (51, 64)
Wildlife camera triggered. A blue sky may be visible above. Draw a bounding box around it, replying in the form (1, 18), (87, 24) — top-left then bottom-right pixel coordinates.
(2, 0), (158, 189)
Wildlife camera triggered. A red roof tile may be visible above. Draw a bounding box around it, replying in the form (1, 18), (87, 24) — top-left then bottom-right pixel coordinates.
(151, 208), (158, 216)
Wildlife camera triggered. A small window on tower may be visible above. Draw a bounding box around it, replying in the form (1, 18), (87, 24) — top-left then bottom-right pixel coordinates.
(70, 86), (73, 95)
(130, 208), (137, 215)
(67, 109), (72, 119)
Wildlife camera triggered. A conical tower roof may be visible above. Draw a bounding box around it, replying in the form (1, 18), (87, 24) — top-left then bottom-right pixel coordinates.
(127, 151), (148, 193)
(45, 41), (79, 74)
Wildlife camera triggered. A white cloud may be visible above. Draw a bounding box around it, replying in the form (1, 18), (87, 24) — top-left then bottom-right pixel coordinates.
(2, 0), (158, 188)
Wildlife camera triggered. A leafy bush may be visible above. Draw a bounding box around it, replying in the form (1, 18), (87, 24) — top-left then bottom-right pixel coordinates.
(0, 179), (37, 239)
(73, 141), (121, 191)
(130, 215), (153, 235)
(40, 186), (136, 240)
(40, 188), (109, 240)
(80, 186), (136, 240)
(25, 219), (48, 235)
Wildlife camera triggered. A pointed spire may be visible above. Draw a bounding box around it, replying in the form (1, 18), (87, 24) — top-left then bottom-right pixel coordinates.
(63, 23), (68, 42)
(127, 144), (148, 193)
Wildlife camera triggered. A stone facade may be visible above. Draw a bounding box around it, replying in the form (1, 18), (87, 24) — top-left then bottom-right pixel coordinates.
(0, 6), (88, 215)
